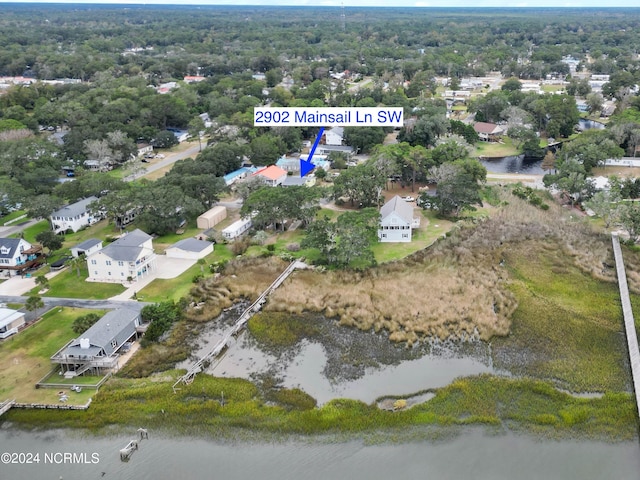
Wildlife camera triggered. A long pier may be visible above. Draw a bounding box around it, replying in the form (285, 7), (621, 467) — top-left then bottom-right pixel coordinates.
(611, 234), (640, 419)
(172, 260), (306, 392)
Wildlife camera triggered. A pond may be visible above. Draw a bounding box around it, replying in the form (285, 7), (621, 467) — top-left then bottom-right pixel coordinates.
(479, 155), (544, 174)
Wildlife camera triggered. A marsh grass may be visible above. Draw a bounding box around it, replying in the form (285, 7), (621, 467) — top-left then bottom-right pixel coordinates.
(266, 192), (623, 345)
(6, 373), (635, 441)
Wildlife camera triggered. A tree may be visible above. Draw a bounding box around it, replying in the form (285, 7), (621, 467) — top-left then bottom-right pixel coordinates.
(343, 127), (386, 153)
(152, 131), (179, 149)
(241, 186), (321, 231)
(195, 142), (246, 176)
(27, 195), (62, 221)
(541, 151), (556, 173)
(501, 77), (522, 92)
(561, 129), (624, 173)
(584, 190), (621, 229)
(620, 202), (640, 243)
(333, 163), (386, 208)
(585, 93), (604, 114)
(36, 230), (64, 254)
(34, 275), (49, 291)
(302, 208), (379, 268)
(188, 116), (206, 152)
(543, 159), (595, 207)
(25, 295), (45, 317)
(72, 312), (100, 334)
(141, 301), (183, 345)
(423, 163), (482, 217)
(249, 134), (285, 166)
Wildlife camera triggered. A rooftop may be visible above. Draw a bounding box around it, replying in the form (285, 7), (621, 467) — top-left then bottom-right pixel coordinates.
(380, 196), (414, 224)
(253, 165), (288, 181)
(170, 238), (213, 253)
(51, 196), (98, 219)
(72, 238), (102, 251)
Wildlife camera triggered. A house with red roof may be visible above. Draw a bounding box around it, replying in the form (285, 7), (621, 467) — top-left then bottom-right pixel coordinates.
(473, 122), (505, 142)
(253, 165), (288, 187)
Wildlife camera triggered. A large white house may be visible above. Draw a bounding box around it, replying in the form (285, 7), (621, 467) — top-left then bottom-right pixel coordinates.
(86, 229), (156, 283)
(50, 196), (101, 234)
(0, 238), (44, 277)
(378, 196), (421, 243)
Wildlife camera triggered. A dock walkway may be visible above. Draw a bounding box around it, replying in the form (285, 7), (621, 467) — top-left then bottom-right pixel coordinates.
(611, 234), (640, 419)
(173, 260), (306, 391)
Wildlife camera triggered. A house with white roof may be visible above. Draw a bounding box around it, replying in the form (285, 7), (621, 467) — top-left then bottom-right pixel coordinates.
(324, 127), (344, 146)
(86, 229), (156, 283)
(0, 307), (26, 339)
(0, 238), (44, 277)
(50, 308), (142, 376)
(50, 196), (101, 234)
(378, 196), (421, 243)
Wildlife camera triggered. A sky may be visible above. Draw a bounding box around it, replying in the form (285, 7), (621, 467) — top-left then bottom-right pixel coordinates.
(2, 0), (639, 7)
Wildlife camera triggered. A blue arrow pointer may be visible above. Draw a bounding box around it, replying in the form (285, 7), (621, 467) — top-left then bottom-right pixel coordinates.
(301, 126), (325, 177)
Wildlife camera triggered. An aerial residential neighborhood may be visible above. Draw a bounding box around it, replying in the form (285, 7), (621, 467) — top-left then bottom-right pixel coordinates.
(3, 3), (640, 478)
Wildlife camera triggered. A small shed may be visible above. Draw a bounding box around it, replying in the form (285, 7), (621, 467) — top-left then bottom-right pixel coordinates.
(197, 206), (227, 230)
(166, 238), (214, 260)
(0, 307), (25, 339)
(71, 238), (103, 258)
(222, 218), (252, 240)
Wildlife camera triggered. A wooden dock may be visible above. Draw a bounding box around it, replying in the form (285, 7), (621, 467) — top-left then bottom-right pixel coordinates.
(611, 234), (640, 420)
(173, 260), (307, 392)
(0, 399), (15, 417)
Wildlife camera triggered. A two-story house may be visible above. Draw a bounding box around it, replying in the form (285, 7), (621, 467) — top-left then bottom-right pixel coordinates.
(50, 196), (101, 234)
(0, 238), (44, 277)
(378, 196), (421, 243)
(86, 229), (156, 283)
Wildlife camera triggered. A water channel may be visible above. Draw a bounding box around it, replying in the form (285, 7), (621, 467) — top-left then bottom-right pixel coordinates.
(1, 427), (638, 480)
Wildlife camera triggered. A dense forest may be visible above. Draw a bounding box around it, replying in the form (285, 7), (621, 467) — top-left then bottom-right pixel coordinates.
(3, 5), (640, 233)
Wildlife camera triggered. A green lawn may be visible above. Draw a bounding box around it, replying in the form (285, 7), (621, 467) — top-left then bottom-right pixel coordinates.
(471, 137), (519, 158)
(0, 307), (105, 404)
(11, 220), (49, 243)
(371, 210), (453, 263)
(136, 244), (234, 303)
(0, 210), (28, 226)
(61, 219), (120, 251)
(153, 223), (203, 252)
(36, 264), (125, 299)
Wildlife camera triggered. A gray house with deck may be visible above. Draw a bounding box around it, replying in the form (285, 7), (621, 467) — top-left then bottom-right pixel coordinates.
(51, 308), (143, 377)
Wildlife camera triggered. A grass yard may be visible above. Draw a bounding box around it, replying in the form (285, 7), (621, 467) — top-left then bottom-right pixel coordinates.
(1, 210), (28, 226)
(61, 219), (120, 251)
(0, 307), (105, 404)
(592, 165), (640, 179)
(471, 138), (519, 158)
(12, 220), (49, 243)
(36, 264), (125, 299)
(371, 210), (453, 263)
(153, 223), (203, 253)
(136, 244), (234, 303)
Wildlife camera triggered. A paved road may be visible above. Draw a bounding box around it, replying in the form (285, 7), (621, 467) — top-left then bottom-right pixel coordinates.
(0, 218), (40, 238)
(0, 295), (147, 322)
(124, 141), (203, 181)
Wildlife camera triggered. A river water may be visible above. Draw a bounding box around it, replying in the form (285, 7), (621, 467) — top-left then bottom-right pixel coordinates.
(1, 427), (639, 480)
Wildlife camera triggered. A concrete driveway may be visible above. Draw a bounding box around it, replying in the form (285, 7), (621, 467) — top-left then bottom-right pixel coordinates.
(109, 255), (196, 301)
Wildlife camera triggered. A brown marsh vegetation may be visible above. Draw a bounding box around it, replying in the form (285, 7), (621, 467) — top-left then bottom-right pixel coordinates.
(266, 191), (628, 344)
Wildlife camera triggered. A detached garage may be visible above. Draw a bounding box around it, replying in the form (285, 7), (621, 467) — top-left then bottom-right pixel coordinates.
(197, 206), (227, 230)
(166, 238), (214, 260)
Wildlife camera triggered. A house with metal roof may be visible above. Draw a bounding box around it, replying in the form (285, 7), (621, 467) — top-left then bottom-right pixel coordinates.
(51, 308), (142, 376)
(166, 238), (214, 260)
(223, 166), (258, 186)
(86, 229), (156, 283)
(0, 238), (44, 277)
(70, 238), (103, 258)
(0, 307), (25, 339)
(378, 196), (421, 243)
(50, 196), (102, 234)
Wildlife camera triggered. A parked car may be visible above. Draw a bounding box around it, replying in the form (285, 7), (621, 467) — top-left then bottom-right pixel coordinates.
(403, 196), (415, 202)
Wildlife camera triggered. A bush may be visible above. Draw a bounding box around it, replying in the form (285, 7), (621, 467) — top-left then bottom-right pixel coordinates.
(72, 313), (101, 334)
(286, 243), (300, 252)
(230, 238), (250, 256)
(192, 273), (204, 283)
(266, 244), (276, 252)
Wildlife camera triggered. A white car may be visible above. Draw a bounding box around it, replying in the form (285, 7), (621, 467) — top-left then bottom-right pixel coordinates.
(403, 196), (415, 202)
